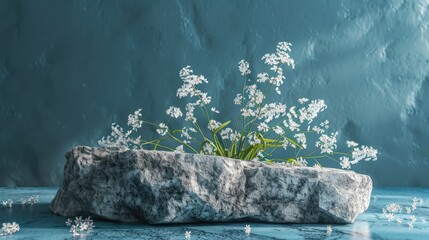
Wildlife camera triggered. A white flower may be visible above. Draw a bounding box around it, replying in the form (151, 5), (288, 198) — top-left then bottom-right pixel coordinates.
(1, 222), (20, 236)
(208, 120), (221, 131)
(230, 131), (241, 142)
(257, 72), (269, 83)
(350, 145), (378, 164)
(314, 163), (322, 171)
(298, 99), (327, 124)
(185, 231), (191, 239)
(273, 126), (284, 135)
(248, 133), (261, 146)
(315, 132), (338, 154)
(386, 213), (395, 221)
(238, 60), (251, 75)
(166, 106), (183, 118)
(2, 199), (13, 208)
(203, 142), (215, 154)
(340, 156), (351, 169)
(326, 225), (333, 234)
(127, 109), (143, 131)
(298, 98), (309, 104)
(257, 122), (269, 132)
(262, 53), (279, 65)
(296, 157), (308, 167)
(408, 221), (414, 229)
(234, 94), (244, 105)
(410, 215), (417, 222)
(211, 107), (220, 114)
(346, 141), (358, 148)
(156, 123), (169, 136)
(386, 203), (402, 213)
(175, 145), (184, 153)
(70, 225), (79, 237)
(406, 207), (411, 214)
(277, 42), (292, 52)
(294, 133), (307, 149)
(396, 217), (402, 223)
(66, 218), (72, 226)
(179, 66), (193, 78)
(245, 225), (251, 235)
(220, 128), (232, 140)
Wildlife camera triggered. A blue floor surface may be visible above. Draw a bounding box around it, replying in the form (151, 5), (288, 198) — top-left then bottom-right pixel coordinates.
(0, 188), (428, 239)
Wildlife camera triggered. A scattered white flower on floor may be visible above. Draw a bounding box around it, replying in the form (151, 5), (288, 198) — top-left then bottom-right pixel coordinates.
(405, 207), (411, 214)
(385, 203), (402, 213)
(66, 216), (94, 238)
(66, 218), (72, 226)
(386, 213), (395, 222)
(185, 231), (191, 239)
(408, 221), (414, 229)
(410, 215), (417, 223)
(166, 106), (183, 118)
(411, 202), (417, 210)
(2, 199), (13, 208)
(1, 222), (20, 236)
(396, 217), (402, 223)
(326, 225), (333, 234)
(245, 225), (251, 235)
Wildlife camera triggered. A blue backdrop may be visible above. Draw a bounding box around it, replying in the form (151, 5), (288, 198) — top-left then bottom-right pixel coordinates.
(0, 0), (428, 187)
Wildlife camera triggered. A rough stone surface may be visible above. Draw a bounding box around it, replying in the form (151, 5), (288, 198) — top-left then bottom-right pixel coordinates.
(51, 146), (372, 224)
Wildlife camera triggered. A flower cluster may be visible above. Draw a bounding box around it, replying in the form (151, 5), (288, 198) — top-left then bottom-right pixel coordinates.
(66, 216), (94, 238)
(99, 42), (378, 169)
(1, 222), (19, 236)
(20, 195), (39, 205)
(382, 197), (425, 229)
(2, 199), (13, 208)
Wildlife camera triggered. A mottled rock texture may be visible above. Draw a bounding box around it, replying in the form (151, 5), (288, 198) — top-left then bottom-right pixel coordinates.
(51, 146), (372, 224)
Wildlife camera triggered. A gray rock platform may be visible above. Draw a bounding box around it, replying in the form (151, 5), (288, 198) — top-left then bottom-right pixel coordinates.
(50, 146), (372, 224)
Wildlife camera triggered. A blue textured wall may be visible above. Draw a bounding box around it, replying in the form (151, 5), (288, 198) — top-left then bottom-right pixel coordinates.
(0, 0), (428, 187)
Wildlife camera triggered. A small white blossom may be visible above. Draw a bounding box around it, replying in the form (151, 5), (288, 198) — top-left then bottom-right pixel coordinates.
(294, 133), (307, 149)
(396, 217), (402, 223)
(410, 215), (417, 222)
(166, 106), (183, 118)
(66, 218), (72, 226)
(408, 221), (414, 229)
(273, 126), (284, 135)
(211, 107), (219, 114)
(234, 94), (244, 105)
(2, 199), (13, 208)
(220, 128), (232, 140)
(175, 145), (184, 153)
(313, 163), (322, 172)
(156, 123), (169, 136)
(386, 213), (395, 221)
(346, 141), (359, 148)
(315, 132), (338, 154)
(238, 60), (251, 75)
(326, 225), (333, 234)
(257, 122), (270, 132)
(208, 120), (221, 131)
(203, 142), (215, 155)
(257, 72), (269, 83)
(298, 98), (309, 104)
(245, 225), (251, 235)
(406, 207), (412, 214)
(1, 222), (20, 236)
(340, 156), (351, 169)
(185, 231), (191, 239)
